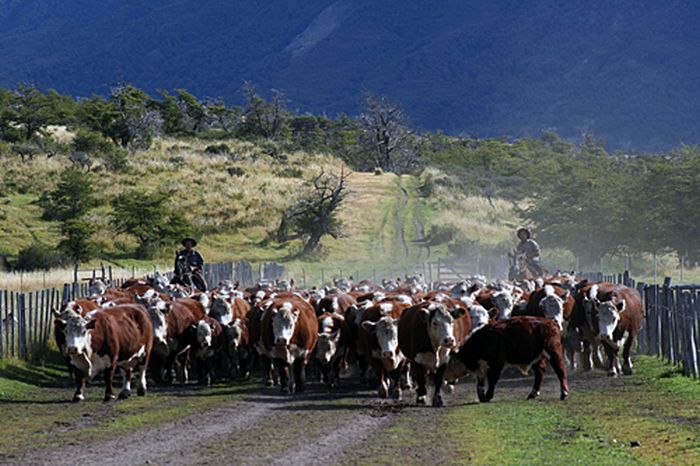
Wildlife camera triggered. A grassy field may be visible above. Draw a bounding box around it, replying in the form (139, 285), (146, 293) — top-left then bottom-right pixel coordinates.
(1, 355), (699, 464)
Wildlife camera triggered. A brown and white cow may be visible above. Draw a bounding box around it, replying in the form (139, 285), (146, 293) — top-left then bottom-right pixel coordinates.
(574, 283), (643, 376)
(398, 300), (470, 407)
(54, 304), (153, 402)
(475, 287), (514, 320)
(357, 301), (411, 399)
(146, 296), (206, 384)
(259, 297), (318, 393)
(184, 316), (225, 386)
(444, 316), (569, 402)
(315, 312), (351, 388)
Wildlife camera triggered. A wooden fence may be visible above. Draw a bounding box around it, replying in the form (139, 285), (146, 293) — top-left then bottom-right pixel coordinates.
(0, 260), (284, 360)
(582, 270), (700, 380)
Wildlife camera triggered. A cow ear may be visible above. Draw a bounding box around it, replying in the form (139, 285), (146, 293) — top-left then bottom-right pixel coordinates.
(616, 299), (626, 312)
(361, 321), (376, 332)
(450, 308), (466, 319)
(163, 302), (172, 314)
(292, 308), (301, 319)
(86, 319), (97, 329)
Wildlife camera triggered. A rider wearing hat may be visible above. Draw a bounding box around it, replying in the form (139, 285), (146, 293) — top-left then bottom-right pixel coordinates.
(174, 237), (207, 291)
(515, 227), (544, 276)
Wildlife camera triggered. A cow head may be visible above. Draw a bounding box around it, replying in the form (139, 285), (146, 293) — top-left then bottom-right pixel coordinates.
(147, 299), (171, 346)
(316, 330), (341, 364)
(88, 280), (107, 297)
(539, 286), (567, 330)
(423, 303), (466, 349)
(467, 305), (490, 334)
(450, 281), (469, 298)
(151, 272), (170, 292)
(225, 318), (244, 350)
(63, 314), (96, 357)
(492, 290), (514, 320)
(196, 320), (213, 348)
(271, 302), (300, 346)
(362, 316), (400, 360)
(597, 299), (625, 341)
(210, 295), (233, 326)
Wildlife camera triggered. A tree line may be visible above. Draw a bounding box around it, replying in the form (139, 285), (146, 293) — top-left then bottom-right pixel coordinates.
(1, 82), (699, 270)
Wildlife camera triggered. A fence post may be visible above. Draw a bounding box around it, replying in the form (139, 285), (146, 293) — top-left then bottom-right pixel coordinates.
(0, 290), (4, 358)
(18, 293), (26, 359)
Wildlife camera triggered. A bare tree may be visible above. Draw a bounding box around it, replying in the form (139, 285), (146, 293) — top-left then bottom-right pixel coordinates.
(278, 169), (350, 256)
(358, 93), (420, 173)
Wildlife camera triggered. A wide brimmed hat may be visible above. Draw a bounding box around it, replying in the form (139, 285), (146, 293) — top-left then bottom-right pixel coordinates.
(516, 227), (532, 238)
(181, 237), (197, 247)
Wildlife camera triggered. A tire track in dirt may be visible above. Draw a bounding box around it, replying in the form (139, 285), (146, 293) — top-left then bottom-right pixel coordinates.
(395, 177), (410, 260)
(18, 397), (271, 466)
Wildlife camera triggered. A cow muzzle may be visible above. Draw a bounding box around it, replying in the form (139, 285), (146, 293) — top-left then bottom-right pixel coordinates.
(276, 338), (288, 346)
(381, 351), (394, 359)
(442, 336), (456, 348)
(67, 347), (81, 355)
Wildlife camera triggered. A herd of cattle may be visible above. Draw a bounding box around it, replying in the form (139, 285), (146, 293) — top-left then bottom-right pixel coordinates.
(51, 272), (643, 407)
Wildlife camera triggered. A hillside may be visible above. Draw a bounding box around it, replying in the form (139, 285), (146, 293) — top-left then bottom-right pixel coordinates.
(0, 135), (521, 288)
(0, 1), (699, 149)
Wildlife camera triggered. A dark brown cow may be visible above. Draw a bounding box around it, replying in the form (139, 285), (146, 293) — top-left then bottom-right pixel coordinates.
(220, 297), (252, 378)
(315, 312), (351, 387)
(357, 300), (411, 398)
(398, 300), (471, 407)
(516, 283), (578, 368)
(146, 296), (206, 383)
(571, 282), (643, 376)
(54, 304), (153, 402)
(444, 316), (569, 402)
(259, 297), (318, 393)
(315, 292), (358, 316)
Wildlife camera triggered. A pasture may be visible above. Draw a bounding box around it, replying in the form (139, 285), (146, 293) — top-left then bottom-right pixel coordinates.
(0, 355), (698, 465)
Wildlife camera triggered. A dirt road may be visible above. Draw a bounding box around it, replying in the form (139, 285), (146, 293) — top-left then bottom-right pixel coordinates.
(3, 356), (700, 465)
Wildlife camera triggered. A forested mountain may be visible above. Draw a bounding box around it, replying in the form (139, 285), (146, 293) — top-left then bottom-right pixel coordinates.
(1, 0), (699, 149)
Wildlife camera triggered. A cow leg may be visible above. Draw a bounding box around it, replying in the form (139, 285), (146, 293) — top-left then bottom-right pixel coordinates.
(413, 363), (427, 405)
(389, 367), (402, 400)
(581, 341), (593, 372)
(358, 355), (369, 385)
(275, 359), (291, 394)
(622, 334), (635, 375)
(431, 365), (448, 408)
(547, 350), (570, 400)
(293, 358), (306, 393)
(483, 363), (504, 402)
(592, 342), (605, 369)
(602, 341), (618, 377)
(136, 363), (148, 396)
(119, 367), (133, 400)
(528, 358), (547, 399)
(476, 375), (487, 402)
(180, 349), (191, 384)
(73, 370), (87, 402)
(104, 360), (118, 402)
(261, 355), (275, 386)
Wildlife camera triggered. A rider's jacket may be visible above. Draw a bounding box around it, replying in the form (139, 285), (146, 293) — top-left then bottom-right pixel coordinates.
(516, 239), (540, 259)
(174, 249), (204, 272)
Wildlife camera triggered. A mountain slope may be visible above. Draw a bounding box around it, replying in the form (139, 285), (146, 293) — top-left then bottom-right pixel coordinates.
(1, 0), (699, 149)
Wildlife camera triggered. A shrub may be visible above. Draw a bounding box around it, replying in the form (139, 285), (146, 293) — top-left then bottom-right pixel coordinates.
(14, 242), (68, 271)
(102, 147), (129, 172)
(73, 129), (114, 154)
(204, 143), (231, 155)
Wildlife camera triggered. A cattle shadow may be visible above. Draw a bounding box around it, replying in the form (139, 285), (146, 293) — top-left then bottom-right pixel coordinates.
(0, 363), (71, 389)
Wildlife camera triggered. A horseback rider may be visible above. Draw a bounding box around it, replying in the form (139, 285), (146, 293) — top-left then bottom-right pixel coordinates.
(174, 237), (208, 291)
(515, 227), (544, 277)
